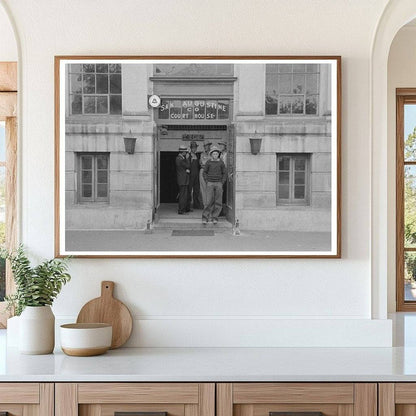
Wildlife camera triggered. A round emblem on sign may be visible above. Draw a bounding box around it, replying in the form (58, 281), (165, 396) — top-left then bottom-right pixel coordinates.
(148, 95), (161, 108)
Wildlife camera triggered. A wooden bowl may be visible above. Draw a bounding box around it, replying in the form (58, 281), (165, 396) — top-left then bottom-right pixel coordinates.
(60, 323), (112, 356)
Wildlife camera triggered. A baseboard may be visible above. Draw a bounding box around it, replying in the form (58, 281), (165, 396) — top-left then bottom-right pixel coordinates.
(56, 317), (392, 347)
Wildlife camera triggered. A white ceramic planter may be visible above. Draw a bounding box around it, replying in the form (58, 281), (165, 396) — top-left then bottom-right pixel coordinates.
(19, 306), (55, 354)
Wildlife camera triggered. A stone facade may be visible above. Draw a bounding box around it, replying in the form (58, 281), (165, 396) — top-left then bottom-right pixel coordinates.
(65, 62), (333, 233)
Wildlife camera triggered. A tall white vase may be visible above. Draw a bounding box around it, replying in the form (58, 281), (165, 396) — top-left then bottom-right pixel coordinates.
(19, 306), (55, 354)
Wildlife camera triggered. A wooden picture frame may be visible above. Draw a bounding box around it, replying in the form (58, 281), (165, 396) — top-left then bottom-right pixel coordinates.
(55, 56), (341, 258)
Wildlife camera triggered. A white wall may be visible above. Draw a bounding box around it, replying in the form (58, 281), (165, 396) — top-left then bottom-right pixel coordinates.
(387, 25), (416, 312)
(0, 0), (393, 346)
(0, 3), (17, 61)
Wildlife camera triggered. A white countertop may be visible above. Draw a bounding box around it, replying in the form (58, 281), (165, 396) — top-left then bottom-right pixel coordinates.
(2, 329), (416, 382)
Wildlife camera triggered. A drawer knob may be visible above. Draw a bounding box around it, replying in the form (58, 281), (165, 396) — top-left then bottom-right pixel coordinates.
(115, 412), (168, 416)
(270, 413), (324, 416)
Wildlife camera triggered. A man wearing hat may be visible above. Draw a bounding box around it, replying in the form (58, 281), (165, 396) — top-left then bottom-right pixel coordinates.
(199, 139), (212, 208)
(202, 146), (227, 225)
(175, 144), (191, 214)
(187, 141), (202, 210)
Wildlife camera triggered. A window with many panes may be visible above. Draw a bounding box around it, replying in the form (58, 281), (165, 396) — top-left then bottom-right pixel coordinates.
(396, 91), (416, 311)
(78, 154), (109, 203)
(266, 64), (319, 116)
(69, 64), (122, 115)
(0, 121), (5, 301)
(277, 154), (310, 205)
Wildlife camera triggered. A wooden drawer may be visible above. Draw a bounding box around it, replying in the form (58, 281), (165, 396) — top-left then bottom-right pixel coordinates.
(0, 383), (53, 416)
(217, 383), (377, 416)
(56, 383), (215, 416)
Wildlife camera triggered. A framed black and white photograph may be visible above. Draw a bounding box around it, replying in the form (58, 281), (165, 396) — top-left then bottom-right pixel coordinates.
(55, 56), (341, 258)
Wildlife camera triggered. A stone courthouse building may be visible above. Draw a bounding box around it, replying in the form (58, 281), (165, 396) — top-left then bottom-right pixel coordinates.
(64, 60), (334, 234)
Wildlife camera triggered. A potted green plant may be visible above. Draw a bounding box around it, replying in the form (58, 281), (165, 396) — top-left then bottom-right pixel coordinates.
(1, 245), (71, 354)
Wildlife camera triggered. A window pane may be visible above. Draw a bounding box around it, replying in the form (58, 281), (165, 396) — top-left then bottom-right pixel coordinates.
(0, 124), (5, 301)
(206, 100), (217, 120)
(293, 74), (305, 93)
(295, 158), (306, 171)
(96, 64), (108, 73)
(278, 185), (289, 199)
(96, 74), (108, 94)
(279, 157), (290, 171)
(71, 95), (82, 114)
(218, 100), (229, 119)
(306, 64), (318, 73)
(404, 104), (416, 161)
(82, 170), (92, 184)
(71, 74), (82, 93)
(293, 64), (305, 73)
(405, 165), (416, 247)
(294, 185), (305, 199)
(278, 64), (292, 73)
(110, 74), (121, 94)
(265, 96), (277, 115)
(306, 95), (318, 115)
(306, 74), (319, 94)
(405, 252), (416, 301)
(97, 170), (108, 183)
(170, 100), (182, 119)
(109, 95), (122, 114)
(0, 166), (5, 238)
(97, 156), (108, 169)
(83, 74), (95, 93)
(295, 171), (305, 184)
(266, 64), (278, 73)
(194, 100), (205, 119)
(96, 96), (108, 114)
(292, 96), (304, 114)
(82, 184), (92, 198)
(182, 100), (194, 120)
(109, 64), (121, 73)
(84, 96), (96, 113)
(83, 64), (95, 73)
(266, 73), (278, 95)
(279, 96), (292, 114)
(70, 64), (82, 73)
(279, 171), (289, 185)
(82, 156), (92, 169)
(159, 100), (169, 119)
(278, 74), (291, 94)
(97, 184), (108, 197)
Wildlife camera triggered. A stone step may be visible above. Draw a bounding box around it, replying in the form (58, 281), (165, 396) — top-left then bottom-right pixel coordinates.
(154, 218), (232, 229)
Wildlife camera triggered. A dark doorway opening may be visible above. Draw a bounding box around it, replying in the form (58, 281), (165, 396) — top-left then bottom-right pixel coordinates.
(160, 151), (178, 203)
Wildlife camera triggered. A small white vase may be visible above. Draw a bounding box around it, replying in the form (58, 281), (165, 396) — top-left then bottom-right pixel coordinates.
(19, 306), (55, 354)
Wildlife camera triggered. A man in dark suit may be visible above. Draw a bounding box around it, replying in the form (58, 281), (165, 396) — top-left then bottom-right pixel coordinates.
(176, 144), (191, 214)
(187, 141), (202, 210)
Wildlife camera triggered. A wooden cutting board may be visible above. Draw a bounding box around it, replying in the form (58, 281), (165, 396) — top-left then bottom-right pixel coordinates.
(76, 281), (133, 349)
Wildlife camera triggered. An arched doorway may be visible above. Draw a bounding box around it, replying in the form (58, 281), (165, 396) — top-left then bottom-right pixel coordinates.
(371, 0), (416, 319)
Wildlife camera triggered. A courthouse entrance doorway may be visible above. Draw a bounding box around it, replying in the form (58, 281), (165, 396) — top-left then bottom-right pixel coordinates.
(154, 124), (235, 224)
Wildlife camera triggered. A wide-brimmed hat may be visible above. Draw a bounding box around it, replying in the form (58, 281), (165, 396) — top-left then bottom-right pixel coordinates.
(209, 146), (221, 155)
(190, 141), (198, 148)
(217, 141), (227, 147)
(203, 140), (212, 147)
(178, 145), (188, 151)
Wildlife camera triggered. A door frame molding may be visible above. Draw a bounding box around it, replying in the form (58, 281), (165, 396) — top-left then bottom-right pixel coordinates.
(0, 61), (17, 328)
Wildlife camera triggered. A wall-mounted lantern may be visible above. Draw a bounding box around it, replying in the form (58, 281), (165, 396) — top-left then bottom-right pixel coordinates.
(249, 137), (262, 155)
(124, 137), (137, 154)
